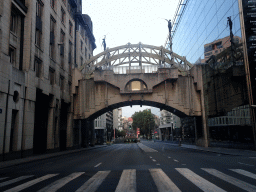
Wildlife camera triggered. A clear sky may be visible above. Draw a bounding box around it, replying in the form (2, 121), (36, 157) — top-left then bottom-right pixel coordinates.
(82, 0), (179, 117)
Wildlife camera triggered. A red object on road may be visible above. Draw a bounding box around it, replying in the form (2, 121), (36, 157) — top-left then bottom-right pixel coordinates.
(136, 128), (140, 138)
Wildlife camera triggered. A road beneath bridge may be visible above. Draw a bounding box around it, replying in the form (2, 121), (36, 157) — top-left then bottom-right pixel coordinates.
(0, 141), (256, 191)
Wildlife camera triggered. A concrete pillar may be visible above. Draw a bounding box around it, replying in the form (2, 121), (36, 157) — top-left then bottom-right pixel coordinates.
(47, 101), (55, 150)
(79, 120), (82, 146)
(198, 65), (209, 147)
(90, 120), (95, 147)
(21, 99), (35, 157)
(47, 105), (55, 150)
(66, 111), (73, 149)
(81, 119), (89, 147)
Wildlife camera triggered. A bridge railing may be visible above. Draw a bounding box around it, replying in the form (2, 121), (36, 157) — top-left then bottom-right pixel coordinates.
(99, 65), (166, 74)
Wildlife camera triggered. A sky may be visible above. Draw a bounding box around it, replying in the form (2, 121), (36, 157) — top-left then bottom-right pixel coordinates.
(82, 0), (180, 117)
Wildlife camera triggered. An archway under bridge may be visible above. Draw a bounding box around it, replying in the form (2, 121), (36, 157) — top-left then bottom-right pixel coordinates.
(72, 43), (209, 148)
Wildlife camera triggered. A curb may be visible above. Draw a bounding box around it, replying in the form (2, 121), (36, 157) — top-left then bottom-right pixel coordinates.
(0, 145), (108, 169)
(150, 141), (256, 157)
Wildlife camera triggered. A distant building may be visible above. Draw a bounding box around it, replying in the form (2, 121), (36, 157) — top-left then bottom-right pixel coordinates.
(94, 111), (113, 144)
(158, 110), (181, 141)
(202, 36), (242, 63)
(113, 108), (123, 131)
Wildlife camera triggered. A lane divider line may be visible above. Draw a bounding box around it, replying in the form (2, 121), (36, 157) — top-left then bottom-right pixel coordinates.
(94, 163), (102, 168)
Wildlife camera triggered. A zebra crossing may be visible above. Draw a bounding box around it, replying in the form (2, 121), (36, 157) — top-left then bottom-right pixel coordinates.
(0, 168), (256, 192)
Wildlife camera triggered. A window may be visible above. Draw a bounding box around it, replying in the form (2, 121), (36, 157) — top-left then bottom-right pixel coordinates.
(68, 41), (72, 73)
(35, 29), (41, 47)
(50, 0), (55, 9)
(68, 81), (72, 94)
(10, 11), (18, 34)
(81, 57), (83, 66)
(61, 7), (65, 24)
(9, 46), (16, 65)
(125, 80), (147, 91)
(49, 67), (55, 85)
(69, 21), (73, 35)
(35, 0), (43, 45)
(60, 30), (65, 56)
(81, 28), (84, 39)
(60, 75), (64, 90)
(68, 41), (72, 63)
(67, 2), (71, 14)
(204, 45), (212, 53)
(34, 57), (42, 77)
(85, 47), (87, 59)
(81, 41), (83, 51)
(50, 16), (56, 59)
(36, 0), (42, 17)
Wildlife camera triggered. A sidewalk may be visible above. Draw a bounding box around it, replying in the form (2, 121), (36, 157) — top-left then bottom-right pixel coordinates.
(155, 140), (256, 157)
(0, 145), (107, 169)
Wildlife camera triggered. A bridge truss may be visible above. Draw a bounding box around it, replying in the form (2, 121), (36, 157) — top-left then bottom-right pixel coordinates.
(79, 43), (193, 74)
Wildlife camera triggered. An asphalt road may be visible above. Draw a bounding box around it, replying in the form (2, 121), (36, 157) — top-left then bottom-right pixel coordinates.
(0, 140), (256, 191)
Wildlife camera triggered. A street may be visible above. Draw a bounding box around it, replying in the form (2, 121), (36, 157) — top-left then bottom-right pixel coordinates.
(0, 140), (256, 191)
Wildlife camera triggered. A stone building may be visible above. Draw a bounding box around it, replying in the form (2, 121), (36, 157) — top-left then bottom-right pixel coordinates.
(0, 0), (95, 161)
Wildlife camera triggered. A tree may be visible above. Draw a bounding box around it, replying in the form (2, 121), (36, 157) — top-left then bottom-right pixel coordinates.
(132, 110), (155, 139)
(115, 129), (126, 138)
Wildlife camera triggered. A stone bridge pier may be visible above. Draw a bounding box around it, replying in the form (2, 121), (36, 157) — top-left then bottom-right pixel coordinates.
(73, 64), (210, 147)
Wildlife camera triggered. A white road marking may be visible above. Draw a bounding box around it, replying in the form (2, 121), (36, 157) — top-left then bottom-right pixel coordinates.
(76, 171), (110, 192)
(115, 169), (136, 192)
(0, 175), (34, 187)
(149, 156), (152, 158)
(174, 159), (179, 162)
(230, 169), (256, 180)
(3, 174), (58, 192)
(176, 168), (226, 192)
(94, 163), (102, 168)
(202, 168), (256, 192)
(149, 168), (181, 192)
(238, 162), (254, 166)
(156, 164), (160, 166)
(137, 143), (158, 152)
(38, 172), (84, 192)
(152, 159), (156, 162)
(168, 157), (171, 159)
(182, 164), (186, 166)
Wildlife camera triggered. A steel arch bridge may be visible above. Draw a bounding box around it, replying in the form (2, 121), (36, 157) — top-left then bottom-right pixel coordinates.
(79, 43), (193, 74)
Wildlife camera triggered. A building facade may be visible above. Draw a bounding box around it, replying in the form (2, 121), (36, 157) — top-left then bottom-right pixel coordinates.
(0, 0), (95, 161)
(158, 110), (181, 141)
(168, 0), (254, 147)
(94, 111), (113, 144)
(113, 108), (122, 131)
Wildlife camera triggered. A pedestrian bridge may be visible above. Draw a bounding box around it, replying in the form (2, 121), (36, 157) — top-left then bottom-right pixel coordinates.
(72, 43), (208, 147)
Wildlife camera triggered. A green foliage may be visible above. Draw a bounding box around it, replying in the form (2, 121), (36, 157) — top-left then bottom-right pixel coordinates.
(132, 109), (155, 136)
